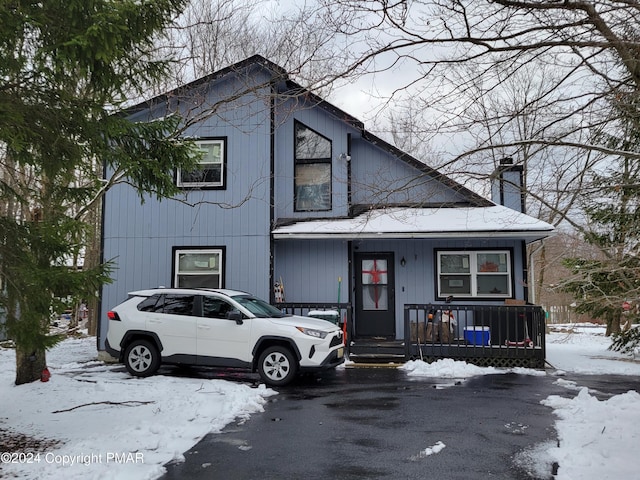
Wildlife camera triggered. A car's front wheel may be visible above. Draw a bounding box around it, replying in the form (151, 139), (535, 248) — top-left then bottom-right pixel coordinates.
(124, 339), (160, 377)
(258, 346), (298, 386)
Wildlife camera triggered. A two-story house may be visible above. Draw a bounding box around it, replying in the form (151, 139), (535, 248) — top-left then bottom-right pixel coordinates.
(98, 56), (554, 367)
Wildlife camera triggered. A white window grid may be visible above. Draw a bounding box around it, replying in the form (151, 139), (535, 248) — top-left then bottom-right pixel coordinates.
(174, 248), (223, 288)
(437, 250), (512, 298)
(177, 139), (224, 188)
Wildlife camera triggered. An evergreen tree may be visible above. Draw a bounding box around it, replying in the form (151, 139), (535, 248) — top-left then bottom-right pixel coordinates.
(0, 0), (198, 384)
(561, 94), (640, 337)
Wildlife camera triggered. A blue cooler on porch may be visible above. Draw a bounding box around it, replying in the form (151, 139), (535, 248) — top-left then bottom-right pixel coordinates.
(464, 326), (491, 346)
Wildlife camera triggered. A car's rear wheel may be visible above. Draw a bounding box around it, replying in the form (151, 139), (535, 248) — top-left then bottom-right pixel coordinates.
(124, 339), (160, 377)
(258, 346), (298, 386)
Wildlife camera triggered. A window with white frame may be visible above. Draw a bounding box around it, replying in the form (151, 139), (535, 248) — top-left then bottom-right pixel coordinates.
(437, 250), (512, 298)
(174, 248), (223, 288)
(177, 139), (225, 188)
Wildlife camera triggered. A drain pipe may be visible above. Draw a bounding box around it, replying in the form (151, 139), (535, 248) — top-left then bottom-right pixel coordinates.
(528, 239), (546, 305)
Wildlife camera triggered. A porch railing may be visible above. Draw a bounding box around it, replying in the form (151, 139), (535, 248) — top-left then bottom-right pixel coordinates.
(277, 302), (352, 344)
(276, 302), (545, 367)
(404, 303), (546, 360)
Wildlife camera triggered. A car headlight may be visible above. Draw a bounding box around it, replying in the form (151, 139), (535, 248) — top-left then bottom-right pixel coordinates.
(296, 327), (328, 339)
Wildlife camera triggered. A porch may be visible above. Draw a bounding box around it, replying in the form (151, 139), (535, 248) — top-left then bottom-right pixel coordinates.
(278, 303), (546, 369)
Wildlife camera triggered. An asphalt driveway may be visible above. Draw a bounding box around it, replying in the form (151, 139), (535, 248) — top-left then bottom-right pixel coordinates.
(157, 366), (610, 480)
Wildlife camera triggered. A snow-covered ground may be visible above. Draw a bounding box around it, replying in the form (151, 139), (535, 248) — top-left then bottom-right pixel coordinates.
(403, 324), (640, 480)
(1, 324), (638, 479)
(0, 337), (277, 480)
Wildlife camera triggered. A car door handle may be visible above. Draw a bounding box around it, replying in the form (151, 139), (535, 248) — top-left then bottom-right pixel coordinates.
(198, 325), (211, 330)
(148, 319), (162, 324)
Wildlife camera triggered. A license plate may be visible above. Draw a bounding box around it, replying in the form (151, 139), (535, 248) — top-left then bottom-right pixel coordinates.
(337, 347), (344, 358)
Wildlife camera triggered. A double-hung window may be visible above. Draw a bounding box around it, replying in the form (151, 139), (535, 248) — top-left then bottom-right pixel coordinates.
(437, 250), (512, 298)
(173, 248), (224, 288)
(177, 138), (225, 188)
(294, 121), (331, 211)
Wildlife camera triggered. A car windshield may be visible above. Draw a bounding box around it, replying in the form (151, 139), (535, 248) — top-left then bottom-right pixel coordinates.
(232, 295), (286, 318)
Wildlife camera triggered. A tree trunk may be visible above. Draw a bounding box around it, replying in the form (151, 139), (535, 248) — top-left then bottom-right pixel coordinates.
(87, 297), (98, 336)
(15, 346), (47, 385)
(536, 243), (547, 304)
(70, 306), (78, 329)
(605, 311), (622, 337)
(83, 167), (102, 338)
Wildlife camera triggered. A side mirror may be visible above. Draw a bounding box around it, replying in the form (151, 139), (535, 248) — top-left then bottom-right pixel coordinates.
(226, 310), (244, 325)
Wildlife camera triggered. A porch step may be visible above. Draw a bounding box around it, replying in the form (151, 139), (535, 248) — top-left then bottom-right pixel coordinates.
(349, 353), (406, 359)
(347, 340), (407, 364)
(346, 362), (403, 368)
(348, 352), (407, 365)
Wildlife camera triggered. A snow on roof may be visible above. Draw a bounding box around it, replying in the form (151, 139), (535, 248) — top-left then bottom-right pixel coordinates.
(272, 205), (554, 242)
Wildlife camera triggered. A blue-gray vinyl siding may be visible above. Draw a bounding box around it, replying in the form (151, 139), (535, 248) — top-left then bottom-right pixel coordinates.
(349, 138), (469, 206)
(98, 57), (539, 350)
(491, 169), (524, 213)
(99, 73), (274, 349)
(274, 237), (526, 340)
(274, 99), (359, 219)
(273, 99), (467, 219)
(273, 240), (350, 304)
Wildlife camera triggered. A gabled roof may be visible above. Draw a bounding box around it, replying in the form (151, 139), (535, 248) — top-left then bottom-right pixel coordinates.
(123, 55), (492, 208)
(279, 78), (365, 130)
(279, 65), (492, 208)
(123, 55), (288, 116)
(359, 131), (492, 207)
(276, 70), (490, 208)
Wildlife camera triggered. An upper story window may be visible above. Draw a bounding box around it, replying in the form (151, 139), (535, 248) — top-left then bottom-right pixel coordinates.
(437, 250), (512, 298)
(294, 121), (331, 211)
(173, 247), (224, 288)
(177, 138), (225, 189)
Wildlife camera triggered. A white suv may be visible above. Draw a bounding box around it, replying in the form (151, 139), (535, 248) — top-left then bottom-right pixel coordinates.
(105, 288), (345, 386)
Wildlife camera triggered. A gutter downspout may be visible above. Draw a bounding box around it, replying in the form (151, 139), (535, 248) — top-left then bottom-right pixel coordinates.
(269, 81), (276, 303)
(528, 239), (546, 305)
